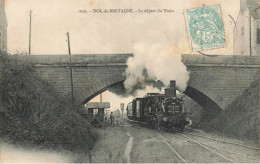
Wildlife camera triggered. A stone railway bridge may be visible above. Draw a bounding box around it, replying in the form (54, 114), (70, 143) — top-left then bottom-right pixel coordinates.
(24, 54), (260, 112)
(27, 54), (131, 105)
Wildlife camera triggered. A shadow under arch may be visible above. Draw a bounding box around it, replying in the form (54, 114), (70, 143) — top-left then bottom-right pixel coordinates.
(82, 80), (124, 104)
(183, 85), (223, 115)
(82, 81), (223, 116)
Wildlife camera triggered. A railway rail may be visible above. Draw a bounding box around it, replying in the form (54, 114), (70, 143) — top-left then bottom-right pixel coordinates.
(155, 130), (260, 163)
(155, 131), (188, 163)
(180, 133), (237, 163)
(156, 131), (236, 163)
(182, 132), (260, 163)
(184, 131), (260, 150)
(191, 138), (260, 161)
(127, 119), (259, 163)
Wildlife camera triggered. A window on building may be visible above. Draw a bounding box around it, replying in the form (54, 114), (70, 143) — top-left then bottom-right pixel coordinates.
(93, 108), (98, 115)
(257, 29), (260, 44)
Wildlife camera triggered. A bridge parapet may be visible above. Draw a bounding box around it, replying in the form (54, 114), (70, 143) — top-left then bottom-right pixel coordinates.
(17, 54), (133, 66)
(182, 54), (260, 67)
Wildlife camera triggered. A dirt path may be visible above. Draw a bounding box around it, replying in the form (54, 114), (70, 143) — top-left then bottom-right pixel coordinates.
(87, 126), (129, 163)
(124, 132), (133, 163)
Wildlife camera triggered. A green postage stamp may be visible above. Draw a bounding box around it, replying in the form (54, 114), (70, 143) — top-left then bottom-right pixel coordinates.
(185, 5), (226, 51)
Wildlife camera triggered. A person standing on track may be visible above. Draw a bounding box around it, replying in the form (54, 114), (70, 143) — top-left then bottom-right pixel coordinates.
(110, 112), (114, 126)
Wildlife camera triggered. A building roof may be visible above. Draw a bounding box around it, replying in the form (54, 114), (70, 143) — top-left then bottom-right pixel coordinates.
(85, 102), (110, 109)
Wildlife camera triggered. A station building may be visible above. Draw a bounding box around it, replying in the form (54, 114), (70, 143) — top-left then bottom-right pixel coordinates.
(234, 0), (260, 55)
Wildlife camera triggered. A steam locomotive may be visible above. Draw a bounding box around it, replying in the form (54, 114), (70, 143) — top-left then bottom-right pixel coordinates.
(126, 80), (190, 132)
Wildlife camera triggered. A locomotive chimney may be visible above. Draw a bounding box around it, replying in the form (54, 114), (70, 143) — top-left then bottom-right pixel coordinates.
(170, 80), (176, 97)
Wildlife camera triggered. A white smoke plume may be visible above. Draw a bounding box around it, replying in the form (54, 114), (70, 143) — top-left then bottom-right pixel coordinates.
(124, 42), (190, 93)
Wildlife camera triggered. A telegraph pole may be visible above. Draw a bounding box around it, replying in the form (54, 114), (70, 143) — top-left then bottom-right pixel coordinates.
(29, 10), (32, 55)
(66, 32), (74, 107)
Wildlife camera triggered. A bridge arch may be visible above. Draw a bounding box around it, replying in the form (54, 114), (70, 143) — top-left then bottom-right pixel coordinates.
(183, 86), (223, 114)
(82, 80), (124, 104)
(82, 78), (224, 115)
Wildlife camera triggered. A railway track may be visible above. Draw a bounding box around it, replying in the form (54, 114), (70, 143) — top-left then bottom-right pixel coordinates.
(187, 137), (260, 161)
(182, 132), (260, 163)
(156, 131), (236, 163)
(184, 131), (260, 150)
(155, 130), (260, 163)
(180, 133), (237, 163)
(155, 131), (188, 163)
(126, 119), (259, 162)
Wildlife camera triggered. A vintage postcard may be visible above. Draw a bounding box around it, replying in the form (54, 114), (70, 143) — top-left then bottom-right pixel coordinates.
(0, 0), (259, 163)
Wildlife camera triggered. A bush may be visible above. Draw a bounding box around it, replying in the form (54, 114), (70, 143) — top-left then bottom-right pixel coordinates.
(0, 51), (97, 153)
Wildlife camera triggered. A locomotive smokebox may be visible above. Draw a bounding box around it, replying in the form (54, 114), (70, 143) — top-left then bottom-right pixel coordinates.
(170, 80), (176, 97)
(164, 88), (171, 97)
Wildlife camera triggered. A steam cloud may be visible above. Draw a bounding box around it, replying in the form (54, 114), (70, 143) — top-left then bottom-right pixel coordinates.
(124, 42), (189, 94)
(106, 42), (189, 111)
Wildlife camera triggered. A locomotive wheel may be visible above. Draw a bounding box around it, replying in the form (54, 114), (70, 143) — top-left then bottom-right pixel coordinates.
(179, 127), (184, 133)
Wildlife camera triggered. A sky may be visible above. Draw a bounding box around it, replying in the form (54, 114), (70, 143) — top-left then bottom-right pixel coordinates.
(5, 0), (239, 55)
(4, 0), (241, 110)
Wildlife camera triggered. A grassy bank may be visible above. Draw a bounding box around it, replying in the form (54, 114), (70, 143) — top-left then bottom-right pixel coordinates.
(201, 78), (260, 142)
(0, 52), (97, 156)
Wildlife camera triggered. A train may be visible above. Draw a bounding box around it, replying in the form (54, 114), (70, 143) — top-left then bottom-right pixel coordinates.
(126, 80), (191, 132)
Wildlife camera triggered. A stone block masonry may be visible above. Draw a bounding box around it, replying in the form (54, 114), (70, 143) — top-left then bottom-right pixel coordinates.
(17, 54), (260, 112)
(26, 54), (132, 105)
(182, 54), (260, 111)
